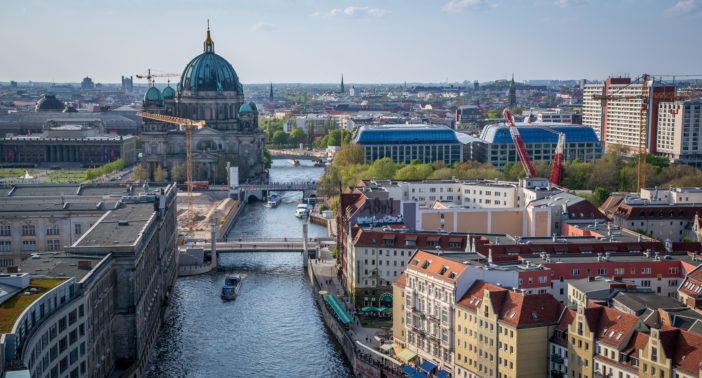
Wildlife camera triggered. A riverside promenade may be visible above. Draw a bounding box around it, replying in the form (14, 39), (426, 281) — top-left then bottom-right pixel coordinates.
(309, 248), (403, 378)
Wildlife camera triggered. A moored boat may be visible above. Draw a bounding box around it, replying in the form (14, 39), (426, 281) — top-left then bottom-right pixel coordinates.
(266, 194), (281, 208)
(295, 203), (309, 218)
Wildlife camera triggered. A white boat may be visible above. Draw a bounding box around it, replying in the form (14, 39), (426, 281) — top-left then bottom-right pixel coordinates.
(221, 274), (242, 300)
(266, 194), (281, 208)
(295, 203), (309, 218)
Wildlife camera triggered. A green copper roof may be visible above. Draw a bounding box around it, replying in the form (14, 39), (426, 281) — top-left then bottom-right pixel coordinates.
(239, 103), (253, 113)
(178, 52), (240, 92)
(162, 85), (175, 99)
(143, 87), (163, 103)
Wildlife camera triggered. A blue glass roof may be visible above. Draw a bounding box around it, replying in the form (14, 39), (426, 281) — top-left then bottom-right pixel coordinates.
(354, 125), (460, 145)
(479, 123), (600, 144)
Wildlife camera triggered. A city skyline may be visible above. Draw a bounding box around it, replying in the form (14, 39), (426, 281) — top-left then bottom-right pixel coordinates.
(1, 0), (701, 84)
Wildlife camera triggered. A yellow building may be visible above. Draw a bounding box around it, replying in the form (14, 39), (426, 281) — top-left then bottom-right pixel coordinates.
(393, 272), (407, 350)
(453, 281), (564, 378)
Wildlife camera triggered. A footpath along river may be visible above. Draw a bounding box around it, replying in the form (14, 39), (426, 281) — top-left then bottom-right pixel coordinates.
(146, 160), (354, 377)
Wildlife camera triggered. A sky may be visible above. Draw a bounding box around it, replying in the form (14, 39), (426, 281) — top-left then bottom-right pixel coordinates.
(0, 0), (701, 84)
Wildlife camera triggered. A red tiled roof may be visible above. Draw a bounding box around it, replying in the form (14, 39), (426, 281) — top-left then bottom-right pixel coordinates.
(622, 331), (649, 358)
(457, 281), (564, 328)
(585, 304), (641, 348)
(394, 272), (406, 288)
(661, 327), (702, 375)
(351, 226), (467, 251)
(407, 250), (467, 283)
(612, 203), (702, 220)
(679, 264), (702, 297)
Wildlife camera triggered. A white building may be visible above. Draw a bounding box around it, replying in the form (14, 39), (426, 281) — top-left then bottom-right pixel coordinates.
(657, 99), (702, 166)
(404, 250), (471, 374)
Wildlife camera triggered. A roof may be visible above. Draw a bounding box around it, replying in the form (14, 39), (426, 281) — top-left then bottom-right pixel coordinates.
(394, 272), (406, 288)
(0, 279), (67, 333)
(611, 202), (702, 220)
(178, 50), (240, 92)
(353, 124), (460, 145)
(18, 254), (108, 281)
(612, 292), (685, 315)
(680, 264), (702, 298)
(352, 227), (466, 251)
(73, 203), (156, 249)
(457, 281), (564, 328)
(585, 304), (642, 348)
(407, 250), (467, 283)
(658, 327), (702, 375)
(479, 122), (600, 144)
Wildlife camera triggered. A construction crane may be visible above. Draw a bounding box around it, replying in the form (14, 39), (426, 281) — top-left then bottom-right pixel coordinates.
(503, 109), (537, 178)
(135, 68), (179, 83)
(549, 132), (565, 186)
(136, 112), (205, 230)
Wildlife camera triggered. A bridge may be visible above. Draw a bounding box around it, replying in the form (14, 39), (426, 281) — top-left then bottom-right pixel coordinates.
(267, 148), (326, 160)
(186, 237), (335, 252)
(239, 181), (317, 201)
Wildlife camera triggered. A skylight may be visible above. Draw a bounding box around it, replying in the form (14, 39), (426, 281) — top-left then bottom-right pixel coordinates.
(616, 315), (622, 320)
(439, 265), (448, 275)
(616, 334), (622, 340)
(609, 331), (615, 338)
(602, 328), (608, 335)
(448, 272), (456, 279)
(510, 312), (516, 319)
(531, 313), (538, 320)
(421, 260), (431, 269)
(504, 310), (510, 318)
(412, 259), (420, 266)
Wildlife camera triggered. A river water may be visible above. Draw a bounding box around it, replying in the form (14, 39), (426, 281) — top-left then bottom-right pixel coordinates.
(146, 160), (354, 378)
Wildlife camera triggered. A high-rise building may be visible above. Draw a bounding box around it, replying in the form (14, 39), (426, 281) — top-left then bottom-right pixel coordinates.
(121, 76), (133, 91)
(582, 77), (675, 153)
(473, 80), (479, 90)
(656, 99), (702, 166)
(508, 74), (516, 108)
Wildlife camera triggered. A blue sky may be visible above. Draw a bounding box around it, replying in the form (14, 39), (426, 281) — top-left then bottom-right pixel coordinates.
(1, 0), (700, 84)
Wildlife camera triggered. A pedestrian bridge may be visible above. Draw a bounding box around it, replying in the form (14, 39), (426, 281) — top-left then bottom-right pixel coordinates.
(238, 181), (317, 202)
(189, 237), (335, 253)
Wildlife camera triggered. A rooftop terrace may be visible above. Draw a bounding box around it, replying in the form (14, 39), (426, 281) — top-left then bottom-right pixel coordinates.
(0, 278), (66, 333)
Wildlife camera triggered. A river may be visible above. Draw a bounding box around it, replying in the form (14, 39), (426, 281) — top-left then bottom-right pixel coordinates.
(146, 160), (354, 378)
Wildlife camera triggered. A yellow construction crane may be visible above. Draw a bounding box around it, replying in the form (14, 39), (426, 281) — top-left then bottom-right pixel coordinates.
(137, 112), (205, 230)
(591, 75), (702, 191)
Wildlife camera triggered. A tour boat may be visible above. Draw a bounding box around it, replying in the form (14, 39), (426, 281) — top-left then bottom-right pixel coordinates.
(295, 203), (309, 218)
(266, 194), (281, 208)
(221, 274), (242, 300)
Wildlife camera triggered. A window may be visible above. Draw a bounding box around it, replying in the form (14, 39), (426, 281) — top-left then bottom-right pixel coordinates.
(0, 241), (11, 252)
(0, 225), (11, 236)
(74, 224), (81, 235)
(641, 267), (651, 274)
(21, 225), (36, 236)
(571, 269), (580, 276)
(48, 239), (61, 251)
(22, 240), (37, 251)
(46, 225), (60, 235)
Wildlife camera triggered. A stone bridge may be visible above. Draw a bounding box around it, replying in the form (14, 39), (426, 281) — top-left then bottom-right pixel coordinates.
(239, 181), (317, 202)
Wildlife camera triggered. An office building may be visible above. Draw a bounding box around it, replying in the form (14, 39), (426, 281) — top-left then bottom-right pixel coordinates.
(352, 124), (463, 165)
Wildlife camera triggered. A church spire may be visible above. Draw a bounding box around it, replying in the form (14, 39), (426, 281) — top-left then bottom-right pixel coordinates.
(204, 19), (214, 53)
(340, 74), (345, 94)
(269, 82), (274, 101)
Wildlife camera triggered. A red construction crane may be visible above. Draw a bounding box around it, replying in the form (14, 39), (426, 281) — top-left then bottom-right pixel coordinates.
(135, 68), (179, 82)
(549, 132), (565, 185)
(503, 109), (537, 178)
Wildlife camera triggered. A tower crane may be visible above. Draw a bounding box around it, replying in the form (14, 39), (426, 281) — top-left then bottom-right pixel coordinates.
(136, 112), (205, 230)
(503, 109), (537, 178)
(135, 68), (179, 83)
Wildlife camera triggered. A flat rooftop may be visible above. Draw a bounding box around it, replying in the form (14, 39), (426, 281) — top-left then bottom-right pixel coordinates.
(0, 278), (67, 333)
(5, 184), (169, 198)
(74, 202), (155, 249)
(18, 254), (107, 281)
(521, 252), (701, 266)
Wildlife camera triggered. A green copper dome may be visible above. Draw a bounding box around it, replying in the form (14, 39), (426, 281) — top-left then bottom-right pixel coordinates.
(162, 85), (175, 99)
(239, 103), (253, 113)
(178, 28), (240, 93)
(144, 87), (163, 103)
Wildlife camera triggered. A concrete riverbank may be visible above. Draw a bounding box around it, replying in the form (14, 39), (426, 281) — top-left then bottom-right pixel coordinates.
(307, 250), (402, 378)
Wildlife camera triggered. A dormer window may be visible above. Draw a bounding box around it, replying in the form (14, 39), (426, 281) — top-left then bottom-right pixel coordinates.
(421, 260), (431, 269)
(439, 265), (448, 275)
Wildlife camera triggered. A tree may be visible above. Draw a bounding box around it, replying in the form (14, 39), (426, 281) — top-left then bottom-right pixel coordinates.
(289, 128), (304, 146)
(272, 130), (288, 146)
(263, 149), (272, 169)
(367, 158), (399, 179)
(153, 165), (168, 182)
(587, 187), (610, 207)
(130, 164), (148, 182)
(334, 143), (365, 167)
(170, 163), (187, 183)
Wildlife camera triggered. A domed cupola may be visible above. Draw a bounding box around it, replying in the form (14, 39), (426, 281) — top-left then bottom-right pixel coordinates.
(177, 25), (241, 93)
(35, 94), (65, 112)
(143, 85), (164, 107)
(239, 103), (253, 113)
(162, 84), (176, 100)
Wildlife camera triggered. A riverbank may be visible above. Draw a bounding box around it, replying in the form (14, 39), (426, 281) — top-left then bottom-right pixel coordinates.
(308, 250), (402, 378)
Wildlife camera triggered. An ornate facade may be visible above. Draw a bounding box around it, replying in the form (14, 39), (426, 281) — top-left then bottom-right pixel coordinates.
(141, 26), (265, 182)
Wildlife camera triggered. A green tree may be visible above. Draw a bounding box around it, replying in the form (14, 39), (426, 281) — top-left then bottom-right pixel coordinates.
(272, 130), (288, 146)
(153, 165), (168, 182)
(130, 164), (148, 183)
(334, 143), (365, 167)
(367, 158), (399, 179)
(327, 129), (342, 147)
(263, 149), (272, 169)
(170, 163), (186, 183)
(587, 187), (611, 207)
(289, 128), (304, 146)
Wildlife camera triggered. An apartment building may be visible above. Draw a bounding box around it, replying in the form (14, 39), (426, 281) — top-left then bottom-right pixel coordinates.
(582, 77), (675, 152)
(678, 264), (702, 309)
(551, 303), (702, 378)
(345, 226), (467, 307)
(608, 199), (702, 242)
(522, 109), (573, 124)
(640, 186), (702, 204)
(454, 281), (564, 378)
(393, 273), (408, 351)
(404, 251), (470, 374)
(657, 99), (702, 166)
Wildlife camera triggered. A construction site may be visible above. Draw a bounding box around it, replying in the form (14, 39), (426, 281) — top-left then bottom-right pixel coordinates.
(175, 190), (237, 238)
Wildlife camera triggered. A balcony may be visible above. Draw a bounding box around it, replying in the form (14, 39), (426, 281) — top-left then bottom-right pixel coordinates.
(551, 354), (564, 364)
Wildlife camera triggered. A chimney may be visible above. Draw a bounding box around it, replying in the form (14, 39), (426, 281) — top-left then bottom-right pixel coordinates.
(488, 248), (493, 265)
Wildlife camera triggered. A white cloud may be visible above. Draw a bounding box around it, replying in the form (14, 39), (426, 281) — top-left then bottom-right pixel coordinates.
(553, 0), (586, 8)
(312, 6), (390, 18)
(442, 0), (495, 13)
(664, 0), (699, 17)
(251, 22), (278, 31)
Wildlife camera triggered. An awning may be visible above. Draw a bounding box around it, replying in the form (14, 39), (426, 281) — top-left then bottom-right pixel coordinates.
(325, 295), (352, 324)
(405, 234), (418, 241)
(411, 373), (428, 378)
(362, 306), (380, 312)
(379, 292), (393, 302)
(383, 233), (395, 240)
(419, 360), (437, 372)
(401, 365), (416, 376)
(397, 349), (417, 363)
(435, 370), (450, 378)
(380, 344), (393, 352)
(378, 307), (392, 312)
